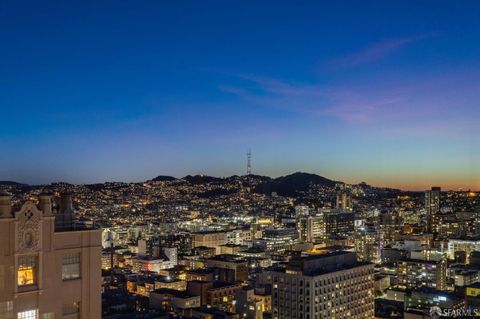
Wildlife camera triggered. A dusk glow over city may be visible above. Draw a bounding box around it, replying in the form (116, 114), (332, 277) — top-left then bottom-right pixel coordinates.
(1, 3), (480, 319)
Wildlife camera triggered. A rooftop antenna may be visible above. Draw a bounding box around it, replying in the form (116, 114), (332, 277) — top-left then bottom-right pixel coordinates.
(246, 149), (252, 175)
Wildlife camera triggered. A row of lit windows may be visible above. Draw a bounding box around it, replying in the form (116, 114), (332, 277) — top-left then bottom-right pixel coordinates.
(17, 253), (81, 288)
(0, 308), (76, 319)
(272, 269), (372, 286)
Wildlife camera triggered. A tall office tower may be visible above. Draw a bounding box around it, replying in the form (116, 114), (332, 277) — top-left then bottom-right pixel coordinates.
(307, 216), (325, 242)
(297, 216), (325, 243)
(162, 246), (178, 268)
(379, 211), (399, 246)
(425, 186), (441, 233)
(354, 225), (382, 263)
(335, 191), (352, 210)
(0, 193), (101, 319)
(297, 217), (309, 242)
(295, 205), (310, 218)
(261, 251), (374, 319)
(323, 209), (354, 238)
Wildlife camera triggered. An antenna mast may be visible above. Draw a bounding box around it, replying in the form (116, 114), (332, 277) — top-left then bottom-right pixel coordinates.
(246, 149), (252, 175)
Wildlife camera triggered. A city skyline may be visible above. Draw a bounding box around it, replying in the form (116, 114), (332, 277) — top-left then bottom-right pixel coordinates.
(2, 3), (479, 318)
(1, 169), (477, 192)
(1, 1), (479, 190)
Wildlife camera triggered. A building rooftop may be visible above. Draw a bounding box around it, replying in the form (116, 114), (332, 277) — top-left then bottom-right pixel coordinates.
(151, 288), (197, 299)
(206, 254), (247, 263)
(270, 251), (370, 276)
(211, 280), (242, 289)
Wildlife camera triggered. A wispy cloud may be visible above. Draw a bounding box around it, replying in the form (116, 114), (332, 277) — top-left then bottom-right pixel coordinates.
(219, 69), (480, 140)
(220, 74), (405, 124)
(328, 33), (436, 68)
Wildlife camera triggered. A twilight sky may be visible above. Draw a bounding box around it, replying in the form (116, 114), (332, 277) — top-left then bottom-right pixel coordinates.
(1, 1), (479, 190)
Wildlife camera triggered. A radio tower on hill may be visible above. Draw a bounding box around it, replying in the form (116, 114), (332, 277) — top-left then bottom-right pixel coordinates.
(246, 149), (252, 175)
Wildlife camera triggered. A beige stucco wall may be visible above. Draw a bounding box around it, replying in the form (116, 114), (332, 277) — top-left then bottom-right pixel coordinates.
(0, 201), (101, 319)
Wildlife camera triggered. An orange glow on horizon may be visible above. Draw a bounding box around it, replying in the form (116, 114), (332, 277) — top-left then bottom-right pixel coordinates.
(355, 179), (480, 192)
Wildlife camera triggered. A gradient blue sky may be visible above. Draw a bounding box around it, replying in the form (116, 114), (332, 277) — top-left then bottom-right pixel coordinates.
(1, 1), (479, 190)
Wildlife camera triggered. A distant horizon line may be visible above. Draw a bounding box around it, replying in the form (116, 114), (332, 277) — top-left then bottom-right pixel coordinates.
(1, 171), (478, 193)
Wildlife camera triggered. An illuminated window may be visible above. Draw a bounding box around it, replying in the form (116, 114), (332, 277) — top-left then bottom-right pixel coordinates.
(62, 253), (80, 280)
(17, 309), (37, 319)
(17, 256), (37, 287)
(42, 313), (54, 319)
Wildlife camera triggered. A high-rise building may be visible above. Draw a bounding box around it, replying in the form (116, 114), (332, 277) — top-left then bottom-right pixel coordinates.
(354, 225), (382, 263)
(295, 205), (310, 218)
(425, 187), (441, 233)
(335, 191), (352, 210)
(323, 209), (354, 238)
(397, 254), (447, 291)
(297, 217), (325, 243)
(297, 217), (309, 242)
(260, 251), (375, 319)
(253, 228), (298, 252)
(162, 247), (178, 268)
(226, 227), (252, 245)
(0, 193), (101, 319)
(447, 238), (480, 264)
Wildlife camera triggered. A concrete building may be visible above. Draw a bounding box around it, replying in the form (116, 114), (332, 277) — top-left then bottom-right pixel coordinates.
(255, 228), (298, 252)
(397, 255), (447, 291)
(354, 226), (382, 263)
(260, 251), (374, 319)
(0, 193), (101, 319)
(204, 254), (249, 282)
(149, 288), (200, 311)
(226, 227), (252, 246)
(132, 256), (165, 273)
(187, 280), (243, 313)
(186, 269), (215, 282)
(192, 231), (227, 255)
(295, 206), (310, 218)
(162, 246), (178, 269)
(235, 287), (263, 319)
(207, 281), (243, 313)
(323, 209), (354, 238)
(448, 238), (480, 264)
(404, 288), (465, 315)
(297, 217), (324, 243)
